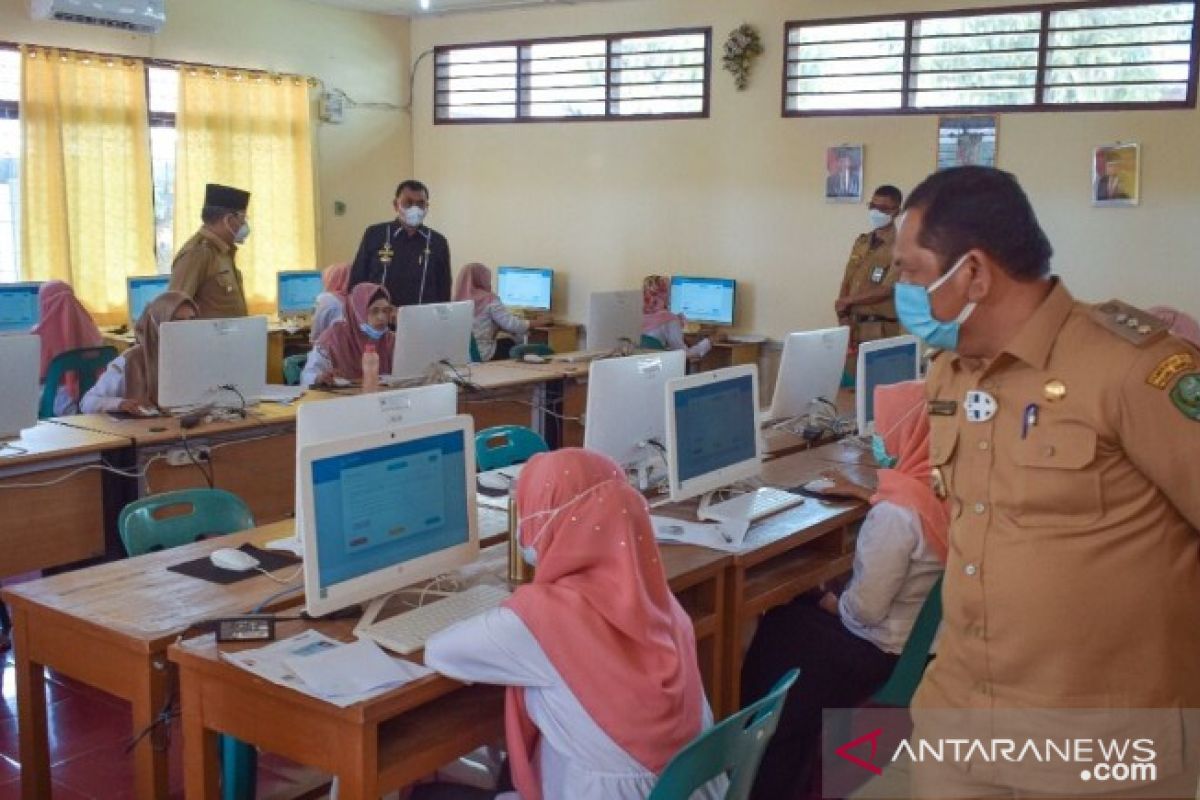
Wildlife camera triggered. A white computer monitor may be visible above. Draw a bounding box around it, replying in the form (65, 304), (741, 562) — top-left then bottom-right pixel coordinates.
(669, 276), (736, 326)
(766, 326), (851, 423)
(584, 351), (686, 470)
(0, 283), (41, 334)
(856, 335), (921, 435)
(392, 301), (474, 380)
(665, 364), (763, 503)
(586, 290), (641, 352)
(496, 266), (553, 311)
(126, 276), (170, 326)
(157, 316), (268, 411)
(277, 270), (324, 318)
(299, 414), (478, 617)
(0, 335), (39, 440)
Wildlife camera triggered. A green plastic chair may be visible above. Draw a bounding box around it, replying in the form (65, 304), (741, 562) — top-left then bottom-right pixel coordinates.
(282, 353), (308, 386)
(469, 335), (483, 363)
(509, 343), (554, 361)
(475, 425), (549, 472)
(117, 488), (259, 800)
(640, 334), (667, 350)
(38, 345), (117, 418)
(871, 573), (943, 707)
(649, 668), (800, 800)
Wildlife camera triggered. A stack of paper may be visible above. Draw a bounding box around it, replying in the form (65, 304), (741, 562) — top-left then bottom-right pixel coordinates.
(650, 515), (751, 553)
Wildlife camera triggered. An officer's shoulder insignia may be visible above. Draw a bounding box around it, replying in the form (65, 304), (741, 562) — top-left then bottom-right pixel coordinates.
(1090, 300), (1168, 347)
(1146, 351), (1196, 390)
(1169, 373), (1200, 421)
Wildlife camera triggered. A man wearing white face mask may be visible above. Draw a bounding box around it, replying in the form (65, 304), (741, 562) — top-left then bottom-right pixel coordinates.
(168, 183), (250, 319)
(348, 179), (452, 307)
(834, 185), (904, 348)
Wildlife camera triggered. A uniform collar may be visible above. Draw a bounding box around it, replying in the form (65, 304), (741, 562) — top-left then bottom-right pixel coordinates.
(869, 224), (895, 248)
(199, 227), (234, 255)
(947, 278), (1072, 373)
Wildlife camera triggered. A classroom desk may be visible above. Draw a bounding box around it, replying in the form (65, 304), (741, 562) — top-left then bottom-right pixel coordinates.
(526, 322), (580, 354)
(455, 362), (569, 448)
(696, 340), (762, 372)
(0, 423), (133, 578)
(103, 326), (306, 385)
(761, 388), (858, 461)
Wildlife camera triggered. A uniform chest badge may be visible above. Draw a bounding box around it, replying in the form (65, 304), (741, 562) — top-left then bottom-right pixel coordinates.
(964, 390), (997, 422)
(1043, 379), (1067, 402)
(1170, 374), (1200, 422)
(870, 266), (887, 283)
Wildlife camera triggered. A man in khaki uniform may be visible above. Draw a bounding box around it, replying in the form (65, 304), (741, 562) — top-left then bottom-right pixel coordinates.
(169, 183), (251, 319)
(891, 166), (1200, 797)
(835, 184), (904, 346)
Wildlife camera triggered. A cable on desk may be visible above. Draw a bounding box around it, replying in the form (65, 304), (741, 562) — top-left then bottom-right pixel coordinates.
(0, 458), (163, 490)
(250, 584), (304, 614)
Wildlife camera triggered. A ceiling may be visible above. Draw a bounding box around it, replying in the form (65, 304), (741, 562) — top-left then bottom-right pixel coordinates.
(300, 0), (626, 16)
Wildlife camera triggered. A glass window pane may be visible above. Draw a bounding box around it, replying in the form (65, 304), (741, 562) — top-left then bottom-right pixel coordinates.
(788, 74), (903, 94)
(1050, 3), (1193, 30)
(612, 34), (705, 54)
(612, 97), (703, 115)
(1045, 63), (1191, 84)
(911, 87), (1035, 107)
(525, 101), (605, 117)
(917, 12), (1041, 36)
(147, 66), (178, 115)
(0, 49), (19, 104)
(1044, 82), (1188, 102)
(149, 126), (175, 274)
(0, 118), (21, 283)
(913, 70), (1036, 90)
(789, 21), (905, 45)
(787, 92), (902, 111)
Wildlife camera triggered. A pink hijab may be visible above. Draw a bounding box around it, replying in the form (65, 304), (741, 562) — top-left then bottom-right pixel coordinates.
(453, 263), (497, 316)
(1148, 306), (1200, 349)
(31, 281), (103, 403)
(506, 449), (705, 799)
(323, 263), (351, 297)
(642, 275), (679, 332)
(870, 381), (949, 563)
(313, 283), (395, 381)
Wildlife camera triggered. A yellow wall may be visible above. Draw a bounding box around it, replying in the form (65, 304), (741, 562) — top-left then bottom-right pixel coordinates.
(0, 0), (413, 267)
(412, 0), (1200, 339)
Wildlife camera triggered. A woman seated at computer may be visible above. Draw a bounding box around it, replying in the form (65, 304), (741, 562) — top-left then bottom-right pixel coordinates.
(80, 292), (199, 415)
(301, 282), (395, 387)
(310, 262), (351, 343)
(32, 280), (104, 416)
(425, 448), (725, 800)
(454, 263), (549, 361)
(740, 380), (946, 800)
(641, 275), (713, 359)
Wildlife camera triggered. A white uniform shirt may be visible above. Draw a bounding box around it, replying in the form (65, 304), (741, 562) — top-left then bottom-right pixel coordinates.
(473, 299), (531, 362)
(643, 319), (712, 360)
(80, 354), (130, 414)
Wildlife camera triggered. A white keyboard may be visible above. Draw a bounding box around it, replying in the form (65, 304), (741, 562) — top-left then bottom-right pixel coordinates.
(699, 487), (805, 525)
(357, 583), (512, 655)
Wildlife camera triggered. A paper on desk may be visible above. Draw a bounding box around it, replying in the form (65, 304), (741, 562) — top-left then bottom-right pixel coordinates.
(650, 515), (751, 553)
(258, 385), (305, 404)
(286, 639), (430, 699)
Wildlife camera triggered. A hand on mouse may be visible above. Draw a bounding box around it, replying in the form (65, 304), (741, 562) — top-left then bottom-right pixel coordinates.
(816, 470), (872, 502)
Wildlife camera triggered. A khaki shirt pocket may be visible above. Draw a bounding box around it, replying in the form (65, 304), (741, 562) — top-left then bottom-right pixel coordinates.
(214, 269), (237, 294)
(1008, 422), (1103, 528)
(928, 414), (959, 501)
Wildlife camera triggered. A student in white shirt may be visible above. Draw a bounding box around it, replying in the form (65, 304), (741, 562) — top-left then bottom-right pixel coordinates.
(454, 263), (549, 361)
(425, 448), (726, 800)
(310, 262), (350, 343)
(740, 380), (947, 800)
(641, 275), (713, 359)
(80, 292), (199, 415)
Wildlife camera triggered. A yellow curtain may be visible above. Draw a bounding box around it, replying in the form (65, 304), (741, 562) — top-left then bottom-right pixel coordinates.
(174, 68), (316, 313)
(20, 47), (155, 324)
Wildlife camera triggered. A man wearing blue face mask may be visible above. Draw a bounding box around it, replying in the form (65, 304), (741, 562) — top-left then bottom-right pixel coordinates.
(895, 166), (1200, 798)
(348, 179), (452, 308)
(168, 183), (250, 319)
(834, 185), (904, 348)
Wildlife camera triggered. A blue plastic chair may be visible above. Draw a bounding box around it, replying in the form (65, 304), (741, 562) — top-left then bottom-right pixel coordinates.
(117, 489), (259, 800)
(509, 343), (554, 361)
(282, 353), (308, 386)
(469, 335), (483, 363)
(475, 425), (549, 471)
(38, 345), (117, 418)
(649, 669), (800, 800)
(640, 334), (667, 350)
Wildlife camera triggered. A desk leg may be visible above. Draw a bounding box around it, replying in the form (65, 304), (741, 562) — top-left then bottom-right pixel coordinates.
(335, 723), (379, 800)
(13, 607), (51, 800)
(721, 567), (747, 720)
(538, 379), (565, 450)
(132, 653), (173, 799)
(180, 669), (220, 800)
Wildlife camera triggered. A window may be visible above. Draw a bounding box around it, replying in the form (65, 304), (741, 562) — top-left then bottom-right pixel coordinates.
(785, 1), (1197, 115)
(148, 65), (178, 273)
(435, 28), (710, 122)
(0, 48), (21, 284)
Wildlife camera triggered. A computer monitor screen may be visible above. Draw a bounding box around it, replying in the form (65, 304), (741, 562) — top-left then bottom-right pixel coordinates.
(666, 364), (762, 503)
(392, 301), (474, 379)
(586, 290), (642, 352)
(299, 415), (478, 617)
(158, 316), (268, 410)
(127, 276), (171, 326)
(0, 335), (39, 439)
(767, 326), (850, 423)
(277, 271), (324, 317)
(856, 335), (920, 435)
(584, 351), (686, 469)
(669, 276), (736, 326)
(496, 267), (553, 311)
(0, 283), (41, 334)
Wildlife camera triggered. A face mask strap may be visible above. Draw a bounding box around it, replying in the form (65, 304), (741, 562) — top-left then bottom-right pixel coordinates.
(517, 475), (626, 550)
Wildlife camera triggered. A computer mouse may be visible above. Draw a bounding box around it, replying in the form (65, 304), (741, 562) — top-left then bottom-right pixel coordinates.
(209, 548), (261, 572)
(522, 354), (547, 364)
(802, 478), (836, 494)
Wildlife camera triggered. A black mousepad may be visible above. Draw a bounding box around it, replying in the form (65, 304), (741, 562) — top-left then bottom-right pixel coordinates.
(168, 543), (301, 585)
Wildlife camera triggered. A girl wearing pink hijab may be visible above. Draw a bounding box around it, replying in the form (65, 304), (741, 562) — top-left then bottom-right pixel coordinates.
(454, 263), (548, 361)
(310, 263), (351, 343)
(641, 275), (713, 360)
(741, 380), (946, 800)
(301, 282), (395, 387)
(1148, 305), (1200, 349)
(425, 448), (725, 800)
(31, 280), (103, 415)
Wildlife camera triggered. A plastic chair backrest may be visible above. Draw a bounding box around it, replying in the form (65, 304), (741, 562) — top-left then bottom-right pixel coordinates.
(640, 334), (667, 351)
(474, 425), (549, 472)
(649, 669), (800, 800)
(282, 353), (308, 386)
(39, 345), (118, 418)
(510, 343), (554, 361)
(469, 335), (483, 363)
(871, 573), (943, 707)
(118, 488), (256, 557)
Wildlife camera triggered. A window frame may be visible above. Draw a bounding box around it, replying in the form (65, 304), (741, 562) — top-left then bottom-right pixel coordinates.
(433, 26), (712, 125)
(782, 0), (1200, 117)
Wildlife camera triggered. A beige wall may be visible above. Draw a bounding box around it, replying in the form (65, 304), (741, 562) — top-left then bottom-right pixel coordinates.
(1, 0), (413, 266)
(412, 0), (1200, 339)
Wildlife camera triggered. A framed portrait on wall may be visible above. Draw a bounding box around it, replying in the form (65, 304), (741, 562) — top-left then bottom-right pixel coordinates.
(825, 145), (864, 203)
(937, 116), (997, 170)
(1092, 143), (1140, 207)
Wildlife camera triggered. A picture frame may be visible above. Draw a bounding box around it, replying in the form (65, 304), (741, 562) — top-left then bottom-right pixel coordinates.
(825, 145), (864, 203)
(1092, 143), (1140, 207)
(937, 115), (997, 170)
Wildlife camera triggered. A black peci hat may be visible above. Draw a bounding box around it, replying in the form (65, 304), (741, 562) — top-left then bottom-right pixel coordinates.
(204, 183), (250, 212)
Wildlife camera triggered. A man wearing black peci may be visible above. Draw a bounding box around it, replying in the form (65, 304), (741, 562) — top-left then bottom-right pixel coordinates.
(348, 179), (451, 306)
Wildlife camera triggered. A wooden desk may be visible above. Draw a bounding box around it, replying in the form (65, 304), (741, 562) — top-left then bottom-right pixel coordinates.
(697, 340), (762, 372)
(457, 362), (568, 448)
(526, 322), (579, 354)
(762, 388), (858, 461)
(0, 423), (132, 578)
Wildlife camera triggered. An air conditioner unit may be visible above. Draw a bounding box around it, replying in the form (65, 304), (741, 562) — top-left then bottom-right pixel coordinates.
(30, 0), (166, 34)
